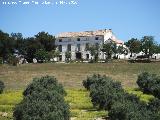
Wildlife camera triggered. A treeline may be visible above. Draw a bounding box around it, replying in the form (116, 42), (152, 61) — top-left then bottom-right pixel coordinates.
(1, 29), (160, 64)
(101, 36), (160, 62)
(0, 30), (57, 64)
(83, 73), (160, 120)
(125, 37), (160, 58)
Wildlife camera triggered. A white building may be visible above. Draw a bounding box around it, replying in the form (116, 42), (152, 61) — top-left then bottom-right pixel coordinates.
(55, 29), (124, 61)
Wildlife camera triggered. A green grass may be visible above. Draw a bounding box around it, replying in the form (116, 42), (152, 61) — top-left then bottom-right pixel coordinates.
(0, 88), (154, 120)
(126, 88), (154, 103)
(0, 89), (106, 120)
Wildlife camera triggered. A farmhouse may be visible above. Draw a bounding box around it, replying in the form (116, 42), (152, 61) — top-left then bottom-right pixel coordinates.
(55, 29), (125, 61)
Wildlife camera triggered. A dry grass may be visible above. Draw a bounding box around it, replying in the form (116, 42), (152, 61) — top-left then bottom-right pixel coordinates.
(0, 62), (160, 90)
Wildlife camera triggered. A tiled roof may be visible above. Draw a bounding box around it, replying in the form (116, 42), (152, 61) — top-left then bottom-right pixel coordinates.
(56, 29), (124, 44)
(56, 29), (108, 37)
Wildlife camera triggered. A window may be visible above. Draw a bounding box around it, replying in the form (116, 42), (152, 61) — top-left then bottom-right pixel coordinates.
(59, 39), (62, 42)
(85, 43), (89, 50)
(86, 54), (89, 59)
(67, 44), (71, 51)
(77, 38), (80, 41)
(77, 44), (81, 51)
(86, 37), (89, 41)
(58, 45), (62, 52)
(95, 37), (99, 40)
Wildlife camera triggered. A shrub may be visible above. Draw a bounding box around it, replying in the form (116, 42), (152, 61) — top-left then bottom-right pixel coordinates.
(137, 72), (157, 94)
(83, 74), (123, 110)
(108, 93), (157, 120)
(14, 90), (70, 120)
(148, 98), (160, 113)
(23, 76), (66, 96)
(83, 74), (105, 90)
(107, 73), (160, 120)
(147, 99), (160, 120)
(108, 99), (153, 120)
(83, 74), (122, 91)
(150, 79), (160, 99)
(0, 80), (5, 94)
(13, 76), (70, 120)
(7, 54), (18, 66)
(137, 72), (160, 99)
(83, 74), (160, 119)
(35, 49), (49, 63)
(90, 83), (124, 110)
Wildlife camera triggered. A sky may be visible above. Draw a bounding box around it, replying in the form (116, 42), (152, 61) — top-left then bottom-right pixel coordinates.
(0, 0), (160, 43)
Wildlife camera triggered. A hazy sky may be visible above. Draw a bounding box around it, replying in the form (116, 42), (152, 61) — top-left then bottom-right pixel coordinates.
(0, 0), (160, 42)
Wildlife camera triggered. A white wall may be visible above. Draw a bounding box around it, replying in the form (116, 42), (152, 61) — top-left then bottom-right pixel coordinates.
(55, 36), (104, 61)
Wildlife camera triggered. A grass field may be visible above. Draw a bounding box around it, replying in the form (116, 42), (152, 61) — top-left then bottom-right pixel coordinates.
(1, 62), (160, 90)
(0, 89), (153, 120)
(0, 89), (106, 120)
(0, 62), (159, 119)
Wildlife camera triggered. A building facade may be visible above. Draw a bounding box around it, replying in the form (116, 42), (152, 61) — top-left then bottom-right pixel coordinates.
(55, 29), (124, 61)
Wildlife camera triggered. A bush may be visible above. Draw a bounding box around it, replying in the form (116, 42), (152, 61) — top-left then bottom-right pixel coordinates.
(137, 72), (160, 99)
(13, 76), (70, 120)
(83, 74), (105, 90)
(90, 83), (124, 110)
(137, 72), (156, 94)
(35, 49), (49, 63)
(83, 74), (123, 110)
(14, 90), (70, 120)
(147, 99), (160, 120)
(7, 54), (18, 66)
(83, 74), (160, 119)
(23, 76), (66, 96)
(108, 93), (157, 120)
(108, 99), (153, 120)
(148, 98), (160, 113)
(83, 74), (122, 91)
(0, 80), (5, 94)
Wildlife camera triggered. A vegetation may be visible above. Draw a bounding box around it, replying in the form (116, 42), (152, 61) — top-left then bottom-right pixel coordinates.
(7, 54), (19, 66)
(23, 76), (66, 96)
(0, 30), (56, 63)
(141, 36), (158, 58)
(83, 74), (123, 110)
(83, 74), (160, 120)
(0, 89), (106, 120)
(101, 42), (115, 60)
(1, 63), (160, 119)
(13, 76), (70, 120)
(1, 29), (160, 64)
(1, 88), (155, 120)
(34, 49), (49, 63)
(108, 99), (154, 120)
(137, 72), (160, 99)
(0, 80), (5, 94)
(125, 38), (141, 57)
(86, 44), (100, 62)
(82, 74), (107, 90)
(65, 51), (71, 62)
